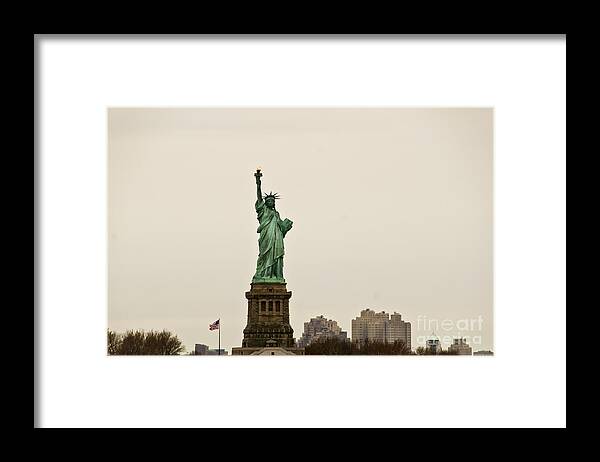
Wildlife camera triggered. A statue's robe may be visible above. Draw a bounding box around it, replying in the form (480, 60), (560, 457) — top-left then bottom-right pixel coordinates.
(253, 199), (293, 281)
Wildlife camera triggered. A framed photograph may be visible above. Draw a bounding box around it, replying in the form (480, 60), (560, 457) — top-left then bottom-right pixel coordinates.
(35, 35), (566, 428)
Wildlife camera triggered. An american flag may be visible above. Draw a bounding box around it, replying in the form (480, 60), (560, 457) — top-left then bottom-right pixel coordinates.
(209, 319), (220, 330)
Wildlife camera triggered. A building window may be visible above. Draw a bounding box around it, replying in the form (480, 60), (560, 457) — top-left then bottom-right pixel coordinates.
(275, 301), (280, 312)
(261, 301), (266, 312)
(268, 301), (273, 312)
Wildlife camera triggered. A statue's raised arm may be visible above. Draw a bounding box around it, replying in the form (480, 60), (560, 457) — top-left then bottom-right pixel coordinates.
(255, 168), (263, 202)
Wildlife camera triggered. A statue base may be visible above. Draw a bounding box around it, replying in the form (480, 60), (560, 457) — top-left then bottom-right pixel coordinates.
(231, 346), (305, 355)
(251, 276), (286, 284)
(237, 283), (296, 349)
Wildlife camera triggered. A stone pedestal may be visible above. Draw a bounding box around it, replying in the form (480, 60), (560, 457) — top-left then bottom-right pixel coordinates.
(235, 283), (298, 351)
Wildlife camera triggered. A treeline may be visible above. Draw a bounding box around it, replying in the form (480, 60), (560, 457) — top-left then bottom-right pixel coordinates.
(107, 329), (185, 355)
(415, 346), (458, 355)
(304, 337), (459, 355)
(304, 338), (412, 355)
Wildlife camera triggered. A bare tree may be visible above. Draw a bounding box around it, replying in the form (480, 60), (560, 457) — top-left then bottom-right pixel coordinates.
(107, 329), (120, 355)
(439, 349), (459, 355)
(415, 346), (427, 355)
(107, 329), (185, 355)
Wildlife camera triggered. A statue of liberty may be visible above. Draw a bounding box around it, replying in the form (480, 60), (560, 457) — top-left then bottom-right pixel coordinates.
(252, 168), (293, 283)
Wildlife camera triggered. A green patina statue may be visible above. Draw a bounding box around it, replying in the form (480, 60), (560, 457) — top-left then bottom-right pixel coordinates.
(252, 168), (293, 284)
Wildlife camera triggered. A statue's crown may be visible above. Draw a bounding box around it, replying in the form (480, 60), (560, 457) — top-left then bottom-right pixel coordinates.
(263, 191), (280, 200)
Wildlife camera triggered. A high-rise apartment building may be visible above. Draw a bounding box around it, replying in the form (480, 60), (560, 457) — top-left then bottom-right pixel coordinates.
(351, 309), (411, 349)
(297, 315), (348, 348)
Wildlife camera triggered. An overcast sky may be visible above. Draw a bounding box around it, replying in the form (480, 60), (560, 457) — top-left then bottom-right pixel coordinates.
(108, 108), (493, 353)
